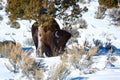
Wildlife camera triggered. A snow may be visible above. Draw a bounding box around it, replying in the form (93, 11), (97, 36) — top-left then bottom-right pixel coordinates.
(87, 69), (120, 80)
(0, 58), (15, 80)
(0, 0), (120, 80)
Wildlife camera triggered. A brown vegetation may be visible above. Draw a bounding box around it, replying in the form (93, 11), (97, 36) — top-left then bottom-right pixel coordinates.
(0, 41), (16, 57)
(98, 0), (118, 8)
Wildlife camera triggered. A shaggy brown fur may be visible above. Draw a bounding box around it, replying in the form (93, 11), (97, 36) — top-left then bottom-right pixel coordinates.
(31, 17), (60, 49)
(31, 22), (39, 49)
(36, 29), (71, 57)
(31, 18), (71, 57)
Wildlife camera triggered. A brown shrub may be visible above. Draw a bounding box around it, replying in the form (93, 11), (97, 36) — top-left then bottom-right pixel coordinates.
(0, 41), (16, 57)
(98, 0), (118, 8)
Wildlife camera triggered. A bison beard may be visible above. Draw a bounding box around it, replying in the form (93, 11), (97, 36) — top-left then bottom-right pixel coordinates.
(31, 19), (71, 57)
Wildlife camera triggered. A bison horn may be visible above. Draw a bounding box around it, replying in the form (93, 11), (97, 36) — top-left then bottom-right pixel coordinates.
(55, 31), (59, 38)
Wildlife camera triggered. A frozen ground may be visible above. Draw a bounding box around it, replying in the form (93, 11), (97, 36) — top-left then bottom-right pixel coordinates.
(0, 0), (120, 80)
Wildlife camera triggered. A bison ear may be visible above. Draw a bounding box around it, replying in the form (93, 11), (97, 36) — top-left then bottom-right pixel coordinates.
(55, 30), (59, 38)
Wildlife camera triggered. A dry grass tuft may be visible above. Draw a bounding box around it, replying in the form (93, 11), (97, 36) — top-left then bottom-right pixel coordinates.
(48, 62), (70, 80)
(86, 46), (98, 60)
(4, 43), (22, 73)
(0, 41), (16, 57)
(60, 43), (99, 75)
(0, 41), (46, 79)
(32, 69), (44, 80)
(20, 53), (34, 72)
(3, 42), (46, 79)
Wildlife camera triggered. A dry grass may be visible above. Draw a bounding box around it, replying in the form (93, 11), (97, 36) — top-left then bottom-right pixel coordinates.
(48, 62), (70, 80)
(32, 69), (44, 80)
(6, 43), (23, 73)
(20, 54), (35, 79)
(20, 52), (34, 71)
(94, 6), (106, 19)
(109, 8), (120, 27)
(6, 42), (45, 79)
(104, 49), (117, 69)
(60, 44), (99, 75)
(0, 42), (4, 57)
(2, 39), (113, 79)
(1, 42), (22, 73)
(86, 46), (98, 60)
(0, 41), (16, 57)
(0, 41), (45, 79)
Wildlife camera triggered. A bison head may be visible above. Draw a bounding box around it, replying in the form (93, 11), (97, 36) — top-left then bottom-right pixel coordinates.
(45, 29), (71, 57)
(36, 29), (71, 57)
(54, 30), (71, 52)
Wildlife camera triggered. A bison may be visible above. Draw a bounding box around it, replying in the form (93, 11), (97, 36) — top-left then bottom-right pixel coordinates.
(37, 29), (71, 57)
(31, 19), (71, 57)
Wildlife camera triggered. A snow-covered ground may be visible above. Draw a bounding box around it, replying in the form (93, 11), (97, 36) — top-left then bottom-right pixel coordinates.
(0, 0), (120, 80)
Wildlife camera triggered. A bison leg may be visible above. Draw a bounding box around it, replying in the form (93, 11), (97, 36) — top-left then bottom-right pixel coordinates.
(36, 26), (43, 57)
(36, 43), (53, 57)
(33, 32), (38, 49)
(43, 45), (53, 57)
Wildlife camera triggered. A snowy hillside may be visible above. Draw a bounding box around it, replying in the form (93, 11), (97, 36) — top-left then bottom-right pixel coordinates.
(0, 0), (120, 80)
